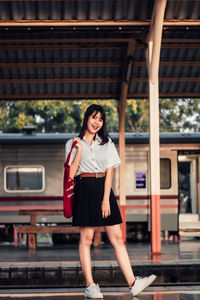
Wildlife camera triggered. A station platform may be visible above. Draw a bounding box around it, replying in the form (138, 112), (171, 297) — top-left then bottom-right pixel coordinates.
(0, 239), (200, 288)
(0, 285), (200, 299)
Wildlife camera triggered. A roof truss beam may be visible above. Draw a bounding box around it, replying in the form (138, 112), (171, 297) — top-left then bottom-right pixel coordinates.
(0, 62), (123, 68)
(0, 38), (199, 44)
(0, 20), (199, 27)
(0, 78), (199, 83)
(1, 44), (199, 50)
(1, 92), (200, 100)
(0, 61), (200, 67)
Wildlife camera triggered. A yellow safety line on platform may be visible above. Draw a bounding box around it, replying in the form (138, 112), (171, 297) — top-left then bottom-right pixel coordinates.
(0, 291), (200, 297)
(0, 293), (84, 297)
(1, 258), (200, 264)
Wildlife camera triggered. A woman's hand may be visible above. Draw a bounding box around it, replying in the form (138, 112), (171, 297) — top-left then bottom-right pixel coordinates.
(69, 138), (82, 179)
(73, 137), (82, 152)
(102, 167), (113, 218)
(102, 200), (111, 218)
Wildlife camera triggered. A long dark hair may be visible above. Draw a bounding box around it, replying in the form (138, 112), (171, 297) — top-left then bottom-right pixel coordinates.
(78, 104), (109, 145)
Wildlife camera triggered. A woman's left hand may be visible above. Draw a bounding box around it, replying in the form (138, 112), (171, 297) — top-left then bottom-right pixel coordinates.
(102, 201), (111, 218)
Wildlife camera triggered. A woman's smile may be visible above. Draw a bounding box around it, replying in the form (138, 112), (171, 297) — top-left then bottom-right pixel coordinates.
(92, 124), (99, 130)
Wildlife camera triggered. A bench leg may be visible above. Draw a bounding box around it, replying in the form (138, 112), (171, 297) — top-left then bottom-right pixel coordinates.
(19, 233), (23, 245)
(28, 233), (36, 249)
(14, 226), (18, 246)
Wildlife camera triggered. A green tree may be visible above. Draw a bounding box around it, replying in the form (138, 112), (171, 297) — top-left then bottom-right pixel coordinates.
(0, 101), (35, 133)
(0, 99), (119, 133)
(125, 99), (149, 132)
(0, 98), (199, 133)
(125, 98), (200, 133)
(0, 100), (74, 133)
(159, 98), (200, 132)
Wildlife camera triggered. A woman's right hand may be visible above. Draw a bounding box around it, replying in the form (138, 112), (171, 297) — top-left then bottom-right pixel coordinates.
(74, 137), (82, 152)
(69, 138), (82, 179)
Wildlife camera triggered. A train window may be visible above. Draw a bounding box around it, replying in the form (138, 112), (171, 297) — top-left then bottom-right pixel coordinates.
(4, 166), (45, 192)
(160, 159), (171, 189)
(135, 171), (147, 189)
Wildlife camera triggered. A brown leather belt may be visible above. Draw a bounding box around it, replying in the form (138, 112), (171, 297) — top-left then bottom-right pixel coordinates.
(80, 172), (106, 178)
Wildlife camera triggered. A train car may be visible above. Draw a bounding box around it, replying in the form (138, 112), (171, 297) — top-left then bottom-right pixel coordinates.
(0, 131), (200, 242)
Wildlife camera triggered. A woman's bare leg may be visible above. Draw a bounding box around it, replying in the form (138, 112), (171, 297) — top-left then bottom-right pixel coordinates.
(105, 224), (135, 286)
(79, 227), (95, 287)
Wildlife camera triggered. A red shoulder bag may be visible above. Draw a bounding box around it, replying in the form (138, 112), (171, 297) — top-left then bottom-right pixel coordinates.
(63, 140), (78, 218)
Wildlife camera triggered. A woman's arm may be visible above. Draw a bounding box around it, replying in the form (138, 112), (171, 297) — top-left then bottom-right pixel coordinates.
(102, 166), (113, 218)
(69, 138), (82, 179)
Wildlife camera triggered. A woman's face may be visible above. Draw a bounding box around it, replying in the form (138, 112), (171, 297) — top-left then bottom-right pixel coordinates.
(86, 111), (103, 135)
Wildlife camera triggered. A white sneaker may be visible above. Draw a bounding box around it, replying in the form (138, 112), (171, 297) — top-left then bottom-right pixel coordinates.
(130, 274), (156, 296)
(85, 283), (103, 298)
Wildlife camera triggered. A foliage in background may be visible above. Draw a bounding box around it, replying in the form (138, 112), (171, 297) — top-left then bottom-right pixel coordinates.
(0, 98), (199, 133)
(0, 100), (119, 133)
(159, 98), (200, 132)
(126, 99), (149, 132)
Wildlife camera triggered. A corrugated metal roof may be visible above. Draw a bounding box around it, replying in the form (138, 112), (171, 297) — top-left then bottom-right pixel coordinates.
(0, 0), (199, 100)
(0, 0), (153, 21)
(0, 0), (199, 22)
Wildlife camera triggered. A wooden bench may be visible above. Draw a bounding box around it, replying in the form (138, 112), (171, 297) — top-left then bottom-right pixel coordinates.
(14, 210), (104, 249)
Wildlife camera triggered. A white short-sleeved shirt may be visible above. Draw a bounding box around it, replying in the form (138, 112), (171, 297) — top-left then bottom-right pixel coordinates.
(65, 134), (120, 176)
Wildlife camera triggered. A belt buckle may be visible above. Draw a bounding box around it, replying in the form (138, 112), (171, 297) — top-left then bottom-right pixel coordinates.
(96, 173), (102, 178)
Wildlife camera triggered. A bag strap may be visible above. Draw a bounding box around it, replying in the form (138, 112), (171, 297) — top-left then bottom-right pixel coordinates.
(65, 140), (78, 167)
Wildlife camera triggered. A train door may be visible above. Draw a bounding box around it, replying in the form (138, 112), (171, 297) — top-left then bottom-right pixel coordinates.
(178, 152), (200, 237)
(178, 154), (199, 214)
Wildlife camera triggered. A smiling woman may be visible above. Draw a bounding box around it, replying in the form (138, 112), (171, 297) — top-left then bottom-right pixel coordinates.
(64, 104), (156, 298)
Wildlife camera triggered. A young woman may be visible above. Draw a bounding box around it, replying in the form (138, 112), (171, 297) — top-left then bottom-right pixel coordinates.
(65, 104), (156, 298)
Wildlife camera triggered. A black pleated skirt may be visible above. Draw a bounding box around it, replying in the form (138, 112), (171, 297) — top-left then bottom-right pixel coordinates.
(72, 176), (122, 227)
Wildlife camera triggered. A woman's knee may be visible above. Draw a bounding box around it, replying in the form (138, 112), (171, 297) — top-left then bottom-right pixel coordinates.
(109, 233), (124, 247)
(80, 231), (94, 247)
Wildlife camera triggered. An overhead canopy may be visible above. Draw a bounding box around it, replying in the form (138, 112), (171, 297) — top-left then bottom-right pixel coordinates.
(0, 0), (199, 100)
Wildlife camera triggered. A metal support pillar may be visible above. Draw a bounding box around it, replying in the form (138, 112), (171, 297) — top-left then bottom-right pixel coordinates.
(118, 40), (135, 243)
(146, 0), (167, 254)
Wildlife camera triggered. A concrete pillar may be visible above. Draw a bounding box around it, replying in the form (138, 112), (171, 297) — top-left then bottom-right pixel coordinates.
(146, 0), (167, 254)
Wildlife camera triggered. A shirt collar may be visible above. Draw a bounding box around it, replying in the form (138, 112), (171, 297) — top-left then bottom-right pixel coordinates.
(83, 133), (102, 145)
(95, 134), (102, 144)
